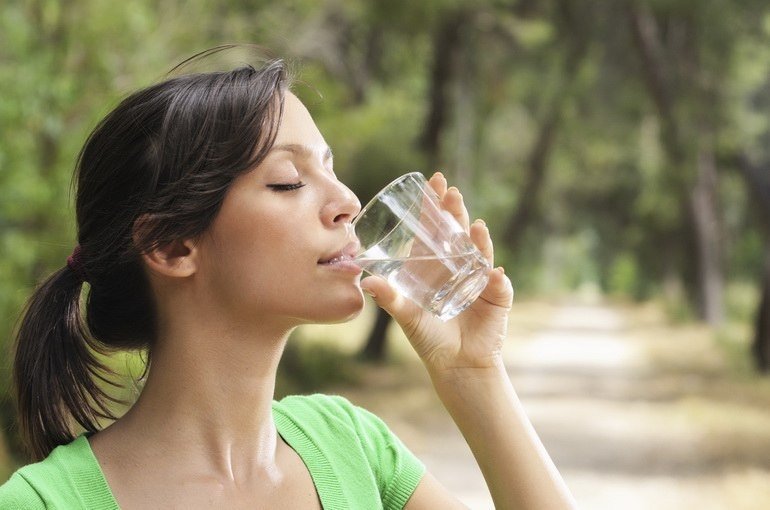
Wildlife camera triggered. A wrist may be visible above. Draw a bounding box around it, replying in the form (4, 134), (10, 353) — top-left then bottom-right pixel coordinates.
(427, 357), (511, 400)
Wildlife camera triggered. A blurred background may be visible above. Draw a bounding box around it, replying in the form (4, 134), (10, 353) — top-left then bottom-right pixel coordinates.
(2, 0), (770, 508)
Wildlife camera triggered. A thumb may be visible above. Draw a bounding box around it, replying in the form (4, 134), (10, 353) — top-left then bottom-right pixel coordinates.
(360, 275), (423, 332)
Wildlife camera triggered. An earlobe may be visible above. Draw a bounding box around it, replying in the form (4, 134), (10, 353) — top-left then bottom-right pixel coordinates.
(141, 239), (198, 278)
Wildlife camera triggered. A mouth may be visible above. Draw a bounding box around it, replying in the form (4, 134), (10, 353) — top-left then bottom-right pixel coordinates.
(318, 241), (360, 265)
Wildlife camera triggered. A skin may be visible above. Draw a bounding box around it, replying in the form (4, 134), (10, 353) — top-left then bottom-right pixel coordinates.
(89, 92), (576, 509)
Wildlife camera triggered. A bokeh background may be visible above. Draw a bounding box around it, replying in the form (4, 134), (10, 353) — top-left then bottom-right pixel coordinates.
(2, 1), (770, 508)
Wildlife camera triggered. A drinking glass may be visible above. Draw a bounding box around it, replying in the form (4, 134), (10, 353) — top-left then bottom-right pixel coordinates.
(353, 172), (491, 321)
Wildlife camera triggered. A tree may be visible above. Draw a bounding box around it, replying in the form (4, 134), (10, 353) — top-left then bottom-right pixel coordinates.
(626, 0), (727, 325)
(361, 5), (469, 361)
(501, 0), (591, 251)
(737, 156), (770, 372)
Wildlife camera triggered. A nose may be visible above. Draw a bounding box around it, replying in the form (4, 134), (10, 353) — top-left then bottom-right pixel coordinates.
(321, 180), (361, 228)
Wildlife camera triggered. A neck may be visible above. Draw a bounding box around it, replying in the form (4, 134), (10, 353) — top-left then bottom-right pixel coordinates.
(117, 313), (293, 479)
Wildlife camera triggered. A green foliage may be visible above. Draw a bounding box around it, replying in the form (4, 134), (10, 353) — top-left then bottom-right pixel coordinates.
(711, 281), (763, 378)
(311, 86), (426, 203)
(276, 337), (361, 398)
(714, 282), (763, 377)
(608, 253), (641, 298)
(725, 282), (762, 325)
(2, 0), (770, 467)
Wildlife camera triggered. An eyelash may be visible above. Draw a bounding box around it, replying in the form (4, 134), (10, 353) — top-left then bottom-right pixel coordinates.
(267, 182), (306, 192)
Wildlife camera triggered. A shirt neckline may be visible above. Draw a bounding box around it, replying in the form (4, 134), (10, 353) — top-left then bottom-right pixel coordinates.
(70, 434), (120, 509)
(76, 402), (340, 509)
(272, 402), (345, 509)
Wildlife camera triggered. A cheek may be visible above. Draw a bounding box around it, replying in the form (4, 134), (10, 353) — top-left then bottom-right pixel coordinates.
(201, 188), (362, 322)
(218, 212), (305, 285)
(212, 188), (299, 262)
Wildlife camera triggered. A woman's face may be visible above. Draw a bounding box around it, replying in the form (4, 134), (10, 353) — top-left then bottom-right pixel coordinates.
(196, 92), (364, 327)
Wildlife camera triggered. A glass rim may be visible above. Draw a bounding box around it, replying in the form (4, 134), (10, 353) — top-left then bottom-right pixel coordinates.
(351, 172), (426, 228)
(351, 172), (428, 250)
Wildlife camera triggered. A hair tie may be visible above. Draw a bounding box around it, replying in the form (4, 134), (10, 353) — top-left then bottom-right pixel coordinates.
(66, 245), (87, 283)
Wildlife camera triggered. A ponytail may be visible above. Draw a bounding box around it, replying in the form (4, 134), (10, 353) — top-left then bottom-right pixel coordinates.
(10, 51), (290, 461)
(13, 264), (119, 461)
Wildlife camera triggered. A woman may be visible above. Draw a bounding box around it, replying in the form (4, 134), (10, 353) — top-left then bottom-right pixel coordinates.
(0, 50), (576, 509)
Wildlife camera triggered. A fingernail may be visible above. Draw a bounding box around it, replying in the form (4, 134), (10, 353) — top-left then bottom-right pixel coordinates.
(362, 288), (376, 298)
(497, 266), (505, 274)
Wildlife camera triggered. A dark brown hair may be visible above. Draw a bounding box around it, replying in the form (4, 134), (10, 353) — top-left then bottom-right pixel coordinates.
(13, 47), (290, 461)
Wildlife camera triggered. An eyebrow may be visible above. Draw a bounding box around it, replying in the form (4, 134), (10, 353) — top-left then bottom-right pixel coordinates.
(271, 143), (333, 161)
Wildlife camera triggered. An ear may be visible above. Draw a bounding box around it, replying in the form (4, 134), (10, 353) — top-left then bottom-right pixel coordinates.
(141, 238), (198, 278)
(133, 215), (198, 279)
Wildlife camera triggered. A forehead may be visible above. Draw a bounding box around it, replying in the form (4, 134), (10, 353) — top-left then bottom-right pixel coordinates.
(274, 93), (326, 150)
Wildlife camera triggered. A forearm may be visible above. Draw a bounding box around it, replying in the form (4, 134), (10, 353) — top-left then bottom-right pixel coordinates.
(429, 360), (577, 510)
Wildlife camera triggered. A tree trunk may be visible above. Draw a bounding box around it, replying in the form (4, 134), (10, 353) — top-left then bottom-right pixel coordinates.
(736, 155), (770, 372)
(754, 253), (770, 373)
(736, 155), (770, 220)
(502, 108), (562, 248)
(360, 10), (467, 360)
(627, 5), (727, 324)
(502, 0), (589, 249)
(419, 10), (466, 169)
(689, 138), (724, 325)
(452, 29), (475, 195)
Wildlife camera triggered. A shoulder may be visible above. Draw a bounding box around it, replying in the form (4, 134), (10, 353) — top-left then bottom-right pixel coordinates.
(274, 393), (364, 421)
(274, 393), (413, 461)
(0, 470), (46, 509)
(0, 435), (108, 509)
(273, 393), (389, 439)
(274, 394), (425, 508)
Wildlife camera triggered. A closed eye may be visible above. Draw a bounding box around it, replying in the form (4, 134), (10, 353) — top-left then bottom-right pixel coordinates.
(267, 182), (306, 192)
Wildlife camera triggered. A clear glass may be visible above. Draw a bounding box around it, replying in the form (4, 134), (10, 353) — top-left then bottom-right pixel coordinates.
(352, 172), (490, 321)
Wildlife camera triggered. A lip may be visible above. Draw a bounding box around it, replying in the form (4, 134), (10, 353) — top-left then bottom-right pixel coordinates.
(319, 259), (363, 275)
(318, 241), (363, 275)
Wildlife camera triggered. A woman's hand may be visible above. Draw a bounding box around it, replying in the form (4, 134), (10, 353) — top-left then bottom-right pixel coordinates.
(359, 172), (514, 377)
(362, 173), (577, 509)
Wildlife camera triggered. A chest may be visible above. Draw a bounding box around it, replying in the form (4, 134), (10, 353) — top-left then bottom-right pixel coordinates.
(111, 466), (322, 510)
(115, 476), (323, 510)
(105, 445), (323, 510)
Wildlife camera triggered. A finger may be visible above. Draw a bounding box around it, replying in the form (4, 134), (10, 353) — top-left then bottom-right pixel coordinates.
(476, 266), (514, 310)
(470, 219), (494, 266)
(428, 171), (448, 200)
(360, 275), (425, 337)
(442, 186), (471, 232)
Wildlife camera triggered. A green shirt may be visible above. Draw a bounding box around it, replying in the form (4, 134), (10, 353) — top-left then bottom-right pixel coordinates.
(0, 394), (425, 509)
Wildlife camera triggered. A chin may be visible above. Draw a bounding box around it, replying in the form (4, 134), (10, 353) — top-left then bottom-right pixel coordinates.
(316, 290), (366, 324)
(326, 308), (364, 324)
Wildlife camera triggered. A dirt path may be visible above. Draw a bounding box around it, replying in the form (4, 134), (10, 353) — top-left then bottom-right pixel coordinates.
(338, 300), (770, 509)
